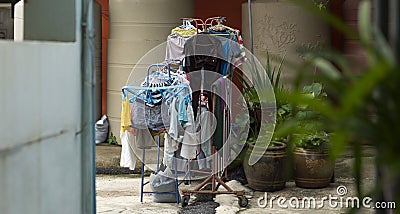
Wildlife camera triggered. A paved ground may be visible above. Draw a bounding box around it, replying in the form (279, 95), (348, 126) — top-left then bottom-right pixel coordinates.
(96, 175), (375, 213)
(95, 145), (383, 213)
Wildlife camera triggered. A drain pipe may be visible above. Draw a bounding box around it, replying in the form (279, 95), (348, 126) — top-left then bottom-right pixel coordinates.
(81, 0), (96, 212)
(248, 0), (254, 54)
(96, 0), (109, 115)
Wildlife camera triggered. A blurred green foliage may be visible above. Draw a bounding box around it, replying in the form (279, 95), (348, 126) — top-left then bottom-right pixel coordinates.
(278, 0), (400, 206)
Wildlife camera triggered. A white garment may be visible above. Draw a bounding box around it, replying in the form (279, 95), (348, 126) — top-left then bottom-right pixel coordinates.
(165, 33), (192, 61)
(163, 134), (178, 167)
(196, 106), (216, 158)
(120, 130), (137, 170)
(181, 105), (198, 159)
(168, 98), (182, 142)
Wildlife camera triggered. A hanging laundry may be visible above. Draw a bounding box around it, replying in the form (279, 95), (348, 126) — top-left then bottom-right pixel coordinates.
(180, 105), (198, 160)
(168, 97), (185, 142)
(184, 34), (225, 116)
(178, 97), (188, 125)
(131, 99), (170, 131)
(171, 27), (196, 37)
(120, 130), (137, 170)
(211, 77), (228, 151)
(165, 33), (193, 61)
(163, 134), (177, 167)
(196, 150), (211, 170)
(196, 106), (215, 158)
(165, 20), (197, 62)
(135, 128), (156, 149)
(205, 27), (245, 75)
(120, 97), (132, 132)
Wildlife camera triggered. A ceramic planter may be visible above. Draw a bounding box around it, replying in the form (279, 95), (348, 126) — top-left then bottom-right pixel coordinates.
(243, 141), (287, 191)
(293, 147), (334, 188)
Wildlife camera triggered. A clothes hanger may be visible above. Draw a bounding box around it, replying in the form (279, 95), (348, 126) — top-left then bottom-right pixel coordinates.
(204, 17), (237, 38)
(122, 64), (191, 105)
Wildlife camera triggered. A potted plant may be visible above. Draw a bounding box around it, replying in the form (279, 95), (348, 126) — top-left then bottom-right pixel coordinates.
(239, 52), (290, 191)
(290, 83), (335, 188)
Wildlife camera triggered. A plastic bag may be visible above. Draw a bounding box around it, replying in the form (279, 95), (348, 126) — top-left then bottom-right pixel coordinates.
(149, 168), (179, 203)
(95, 115), (109, 144)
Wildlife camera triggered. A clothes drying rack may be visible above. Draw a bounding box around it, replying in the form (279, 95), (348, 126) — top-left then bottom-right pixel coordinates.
(178, 17), (248, 208)
(122, 63), (192, 204)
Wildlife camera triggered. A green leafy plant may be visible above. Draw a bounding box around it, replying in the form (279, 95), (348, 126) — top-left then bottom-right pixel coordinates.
(238, 52), (286, 143)
(295, 131), (329, 149)
(283, 83), (330, 149)
(107, 132), (118, 145)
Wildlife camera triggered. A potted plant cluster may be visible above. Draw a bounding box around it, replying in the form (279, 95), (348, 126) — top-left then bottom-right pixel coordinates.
(240, 53), (290, 191)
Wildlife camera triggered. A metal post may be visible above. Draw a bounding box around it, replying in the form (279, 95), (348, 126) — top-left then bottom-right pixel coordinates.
(248, 0), (254, 54)
(140, 148), (145, 202)
(157, 136), (160, 172)
(174, 151), (180, 204)
(81, 0), (96, 212)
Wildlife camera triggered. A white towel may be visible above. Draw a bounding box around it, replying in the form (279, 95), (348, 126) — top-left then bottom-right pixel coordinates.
(119, 130), (137, 170)
(181, 105), (198, 159)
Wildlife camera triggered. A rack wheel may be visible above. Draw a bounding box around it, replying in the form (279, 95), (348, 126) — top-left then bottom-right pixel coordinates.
(238, 196), (248, 207)
(182, 195), (190, 207)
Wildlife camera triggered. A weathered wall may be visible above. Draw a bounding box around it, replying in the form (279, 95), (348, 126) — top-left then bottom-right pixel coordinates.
(0, 0), (93, 213)
(343, 0), (371, 71)
(242, 0), (331, 85)
(0, 41), (82, 214)
(107, 0), (193, 143)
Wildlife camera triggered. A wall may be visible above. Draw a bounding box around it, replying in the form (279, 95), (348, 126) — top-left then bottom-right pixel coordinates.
(343, 0), (370, 71)
(107, 0), (193, 143)
(195, 0), (247, 32)
(0, 5), (13, 39)
(0, 41), (82, 214)
(94, 1), (102, 120)
(24, 0), (76, 41)
(242, 0), (331, 85)
(0, 0), (95, 213)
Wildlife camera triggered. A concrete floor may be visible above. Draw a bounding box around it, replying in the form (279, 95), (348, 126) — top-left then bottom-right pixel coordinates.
(96, 145), (382, 213)
(96, 175), (375, 213)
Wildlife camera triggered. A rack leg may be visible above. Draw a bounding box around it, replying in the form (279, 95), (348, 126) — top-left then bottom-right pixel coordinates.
(188, 159), (191, 185)
(157, 136), (161, 172)
(140, 148), (145, 202)
(215, 175), (233, 192)
(212, 147), (216, 191)
(174, 152), (180, 204)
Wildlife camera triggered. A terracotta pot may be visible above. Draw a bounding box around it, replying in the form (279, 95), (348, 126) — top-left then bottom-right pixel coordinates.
(293, 147), (334, 188)
(243, 141), (287, 191)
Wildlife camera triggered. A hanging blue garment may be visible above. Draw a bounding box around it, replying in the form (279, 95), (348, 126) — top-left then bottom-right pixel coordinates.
(178, 97), (188, 125)
(205, 29), (242, 76)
